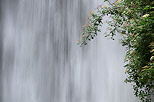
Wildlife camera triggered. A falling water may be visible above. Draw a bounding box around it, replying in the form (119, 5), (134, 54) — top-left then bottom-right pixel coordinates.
(1, 0), (141, 102)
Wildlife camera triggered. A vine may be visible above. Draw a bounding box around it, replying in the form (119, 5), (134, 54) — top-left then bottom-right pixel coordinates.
(78, 0), (154, 101)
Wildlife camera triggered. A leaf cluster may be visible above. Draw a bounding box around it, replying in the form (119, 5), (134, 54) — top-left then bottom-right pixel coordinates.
(79, 0), (154, 101)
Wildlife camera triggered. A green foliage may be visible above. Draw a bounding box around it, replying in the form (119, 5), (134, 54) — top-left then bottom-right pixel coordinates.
(79, 0), (154, 101)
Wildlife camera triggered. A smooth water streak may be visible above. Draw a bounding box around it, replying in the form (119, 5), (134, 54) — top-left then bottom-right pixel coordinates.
(1, 0), (140, 102)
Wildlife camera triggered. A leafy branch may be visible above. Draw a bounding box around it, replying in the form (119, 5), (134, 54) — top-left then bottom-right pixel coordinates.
(78, 0), (154, 101)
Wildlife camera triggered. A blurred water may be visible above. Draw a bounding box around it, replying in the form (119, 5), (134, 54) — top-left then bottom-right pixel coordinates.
(1, 0), (140, 102)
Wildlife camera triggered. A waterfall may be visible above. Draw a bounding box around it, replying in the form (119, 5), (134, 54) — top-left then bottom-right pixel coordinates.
(1, 0), (140, 102)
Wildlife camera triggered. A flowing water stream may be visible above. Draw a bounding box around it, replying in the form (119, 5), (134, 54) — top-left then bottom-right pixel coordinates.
(1, 0), (140, 102)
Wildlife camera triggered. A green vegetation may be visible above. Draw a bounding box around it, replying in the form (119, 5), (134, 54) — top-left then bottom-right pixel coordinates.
(78, 0), (154, 101)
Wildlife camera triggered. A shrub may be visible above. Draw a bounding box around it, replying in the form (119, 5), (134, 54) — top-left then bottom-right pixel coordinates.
(78, 0), (154, 101)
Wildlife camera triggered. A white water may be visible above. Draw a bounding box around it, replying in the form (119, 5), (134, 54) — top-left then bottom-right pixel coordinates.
(1, 0), (140, 102)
